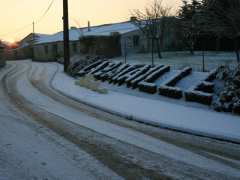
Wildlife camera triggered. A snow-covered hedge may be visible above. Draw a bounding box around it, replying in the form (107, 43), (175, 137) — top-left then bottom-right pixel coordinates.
(137, 66), (170, 94)
(165, 67), (192, 86)
(159, 86), (183, 99)
(71, 60), (232, 109)
(195, 81), (214, 93)
(94, 62), (122, 80)
(183, 67), (218, 105)
(77, 60), (104, 77)
(144, 66), (170, 83)
(205, 67), (220, 82)
(128, 65), (163, 88)
(139, 82), (157, 94)
(185, 91), (213, 105)
(157, 67), (192, 99)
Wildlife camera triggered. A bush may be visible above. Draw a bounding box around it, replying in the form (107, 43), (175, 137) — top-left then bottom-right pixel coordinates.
(185, 91), (213, 105)
(75, 75), (108, 94)
(166, 67), (192, 86)
(159, 86), (183, 99)
(139, 82), (157, 94)
(196, 82), (214, 93)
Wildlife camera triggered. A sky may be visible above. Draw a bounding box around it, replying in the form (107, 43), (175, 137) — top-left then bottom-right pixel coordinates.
(0, 0), (182, 42)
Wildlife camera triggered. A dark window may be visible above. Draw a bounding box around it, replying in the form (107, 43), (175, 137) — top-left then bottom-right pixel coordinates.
(52, 44), (58, 55)
(44, 45), (48, 54)
(133, 35), (140, 47)
(72, 42), (77, 53)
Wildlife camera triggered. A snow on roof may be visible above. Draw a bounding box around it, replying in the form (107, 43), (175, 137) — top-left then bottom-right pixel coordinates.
(36, 21), (139, 45)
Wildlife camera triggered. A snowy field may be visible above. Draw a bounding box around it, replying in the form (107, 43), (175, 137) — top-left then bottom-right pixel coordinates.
(111, 51), (237, 72)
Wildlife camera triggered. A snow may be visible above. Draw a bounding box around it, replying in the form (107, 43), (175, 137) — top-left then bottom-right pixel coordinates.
(52, 64), (240, 144)
(111, 51), (237, 72)
(36, 21), (138, 44)
(0, 63), (122, 180)
(11, 61), (240, 177)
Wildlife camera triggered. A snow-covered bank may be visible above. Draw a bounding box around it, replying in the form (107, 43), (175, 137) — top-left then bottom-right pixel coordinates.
(52, 64), (240, 144)
(111, 51), (237, 71)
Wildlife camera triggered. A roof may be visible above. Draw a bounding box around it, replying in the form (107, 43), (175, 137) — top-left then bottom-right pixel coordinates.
(19, 33), (49, 48)
(36, 21), (139, 45)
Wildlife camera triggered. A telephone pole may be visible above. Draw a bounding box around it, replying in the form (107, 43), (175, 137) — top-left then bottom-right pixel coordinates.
(63, 0), (70, 72)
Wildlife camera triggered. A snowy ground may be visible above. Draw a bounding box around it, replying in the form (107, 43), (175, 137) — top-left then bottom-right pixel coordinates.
(111, 51), (237, 71)
(52, 63), (240, 144)
(1, 60), (240, 179)
(0, 64), (121, 180)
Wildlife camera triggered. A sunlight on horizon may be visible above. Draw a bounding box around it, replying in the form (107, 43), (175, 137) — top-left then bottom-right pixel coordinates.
(0, 0), (182, 42)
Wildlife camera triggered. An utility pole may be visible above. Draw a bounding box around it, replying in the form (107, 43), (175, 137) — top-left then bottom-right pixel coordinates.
(63, 0), (70, 72)
(33, 21), (35, 35)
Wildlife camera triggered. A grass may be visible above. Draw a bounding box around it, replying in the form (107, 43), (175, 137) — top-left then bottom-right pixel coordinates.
(75, 75), (108, 94)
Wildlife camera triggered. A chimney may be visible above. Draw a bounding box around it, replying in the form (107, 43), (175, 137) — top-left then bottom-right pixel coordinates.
(130, 16), (137, 22)
(88, 21), (91, 32)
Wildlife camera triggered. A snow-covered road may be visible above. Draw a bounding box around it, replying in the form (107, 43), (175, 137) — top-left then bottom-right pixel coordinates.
(1, 60), (240, 179)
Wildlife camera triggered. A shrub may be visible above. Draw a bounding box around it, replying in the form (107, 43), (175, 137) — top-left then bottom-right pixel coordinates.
(196, 82), (214, 93)
(166, 67), (192, 86)
(159, 86), (183, 99)
(139, 82), (157, 94)
(185, 91), (213, 105)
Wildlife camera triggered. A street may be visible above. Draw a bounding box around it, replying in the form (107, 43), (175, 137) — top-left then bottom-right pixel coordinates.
(0, 60), (240, 180)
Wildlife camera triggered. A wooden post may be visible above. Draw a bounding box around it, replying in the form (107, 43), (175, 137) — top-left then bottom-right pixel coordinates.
(63, 0), (70, 72)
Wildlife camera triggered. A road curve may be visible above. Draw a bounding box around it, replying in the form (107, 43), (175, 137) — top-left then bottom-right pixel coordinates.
(1, 60), (240, 180)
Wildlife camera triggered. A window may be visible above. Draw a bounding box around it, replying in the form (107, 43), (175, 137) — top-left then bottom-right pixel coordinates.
(133, 35), (140, 47)
(44, 45), (48, 54)
(72, 42), (77, 53)
(52, 44), (58, 55)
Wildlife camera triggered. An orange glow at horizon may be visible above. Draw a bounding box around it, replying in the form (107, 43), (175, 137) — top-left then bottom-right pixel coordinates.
(0, 0), (182, 41)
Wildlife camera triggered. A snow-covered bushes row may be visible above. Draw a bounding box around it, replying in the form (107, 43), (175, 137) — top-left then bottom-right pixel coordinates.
(185, 91), (213, 105)
(158, 67), (192, 99)
(159, 86), (183, 99)
(72, 60), (229, 109)
(139, 82), (157, 94)
(66, 56), (103, 76)
(128, 65), (163, 88)
(138, 66), (170, 94)
(184, 68), (220, 105)
(195, 81), (214, 93)
(165, 67), (192, 86)
(94, 62), (122, 80)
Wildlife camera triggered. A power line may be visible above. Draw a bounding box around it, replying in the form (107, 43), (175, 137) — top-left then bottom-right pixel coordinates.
(0, 23), (32, 38)
(35, 0), (55, 24)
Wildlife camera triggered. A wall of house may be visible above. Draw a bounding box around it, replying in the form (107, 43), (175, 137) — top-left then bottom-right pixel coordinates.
(121, 30), (148, 55)
(33, 41), (81, 61)
(121, 18), (186, 55)
(0, 47), (5, 67)
(79, 35), (121, 58)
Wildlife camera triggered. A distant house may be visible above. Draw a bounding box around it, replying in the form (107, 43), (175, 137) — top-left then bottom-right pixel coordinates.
(32, 21), (145, 61)
(0, 42), (5, 67)
(15, 18), (182, 61)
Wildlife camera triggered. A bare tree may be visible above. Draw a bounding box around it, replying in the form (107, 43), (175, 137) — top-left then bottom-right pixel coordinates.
(131, 0), (172, 65)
